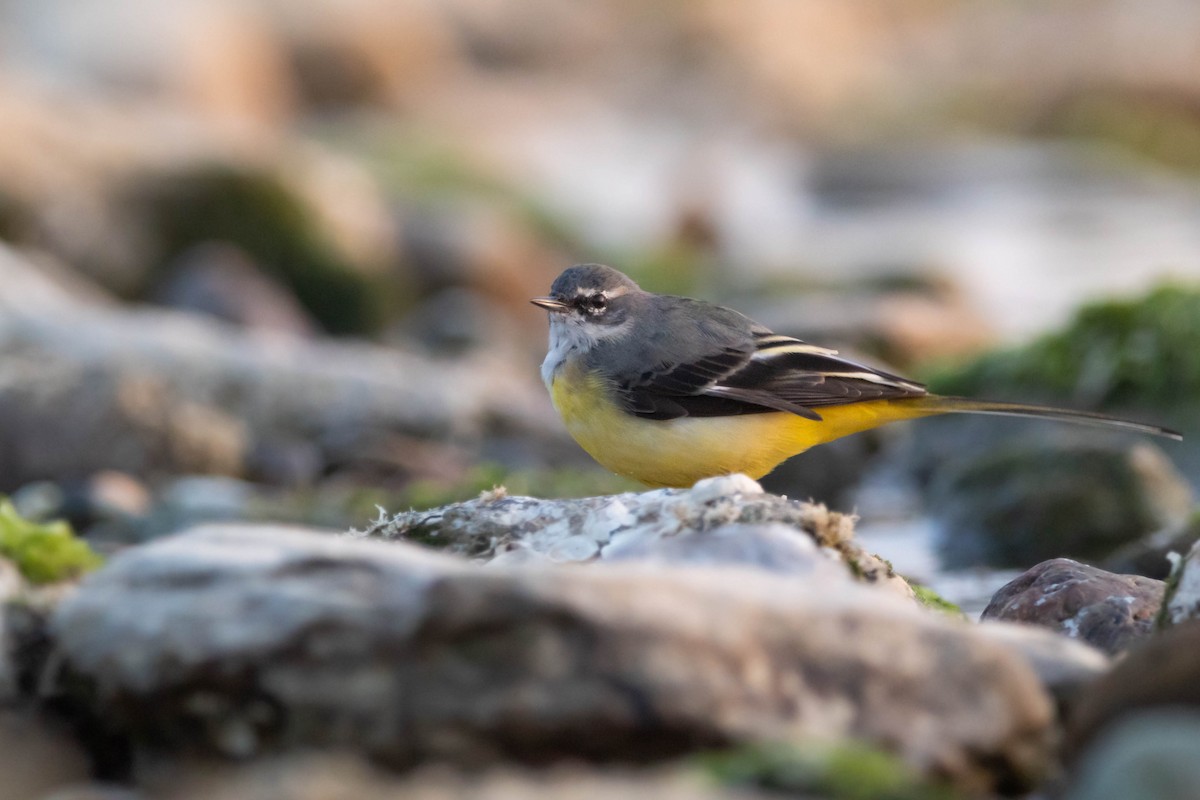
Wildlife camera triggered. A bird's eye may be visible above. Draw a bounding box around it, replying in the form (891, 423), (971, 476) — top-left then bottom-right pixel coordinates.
(586, 293), (607, 311)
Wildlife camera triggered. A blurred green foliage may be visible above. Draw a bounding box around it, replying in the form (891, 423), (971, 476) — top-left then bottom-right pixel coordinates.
(926, 285), (1200, 410)
(697, 740), (959, 800)
(0, 499), (103, 584)
(136, 164), (394, 335)
(397, 462), (639, 511)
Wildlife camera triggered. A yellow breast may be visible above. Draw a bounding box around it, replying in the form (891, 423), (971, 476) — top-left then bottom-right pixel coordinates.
(548, 361), (931, 488)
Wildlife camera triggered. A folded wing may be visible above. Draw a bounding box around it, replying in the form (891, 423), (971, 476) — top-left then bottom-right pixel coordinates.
(617, 325), (927, 421)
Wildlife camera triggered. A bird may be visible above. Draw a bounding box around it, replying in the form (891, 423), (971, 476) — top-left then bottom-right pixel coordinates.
(532, 264), (1182, 489)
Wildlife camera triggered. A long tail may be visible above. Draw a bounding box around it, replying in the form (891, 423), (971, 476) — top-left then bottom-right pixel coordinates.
(905, 395), (1183, 441)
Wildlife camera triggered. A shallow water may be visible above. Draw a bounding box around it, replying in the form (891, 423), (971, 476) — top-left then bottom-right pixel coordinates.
(855, 514), (1025, 619)
(793, 142), (1200, 338)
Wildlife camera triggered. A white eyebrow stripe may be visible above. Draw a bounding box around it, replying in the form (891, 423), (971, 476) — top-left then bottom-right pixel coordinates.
(573, 286), (630, 298)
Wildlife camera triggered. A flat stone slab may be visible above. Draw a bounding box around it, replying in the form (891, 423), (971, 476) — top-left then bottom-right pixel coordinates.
(49, 524), (1053, 793)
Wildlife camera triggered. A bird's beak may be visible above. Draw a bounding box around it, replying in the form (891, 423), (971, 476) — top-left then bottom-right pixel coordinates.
(530, 296), (569, 312)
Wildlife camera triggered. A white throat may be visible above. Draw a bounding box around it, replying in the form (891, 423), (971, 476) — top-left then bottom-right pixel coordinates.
(539, 314), (633, 387)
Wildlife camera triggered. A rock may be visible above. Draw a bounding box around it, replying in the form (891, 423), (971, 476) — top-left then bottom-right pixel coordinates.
(974, 621), (1110, 716)
(364, 474), (909, 597)
(601, 522), (849, 582)
(981, 559), (1164, 655)
(1161, 539), (1200, 626)
(0, 244), (550, 490)
(397, 202), (567, 324)
(127, 162), (394, 336)
(0, 558), (25, 701)
(393, 287), (520, 356)
(0, 69), (400, 306)
(0, 43), (304, 297)
(273, 0), (460, 111)
(0, 543), (95, 800)
(1103, 511), (1200, 579)
(0, 350), (248, 492)
(0, 0), (294, 129)
(160, 756), (766, 800)
(36, 787), (141, 800)
(49, 524), (1053, 793)
(10, 472), (152, 542)
(0, 710), (94, 800)
(1063, 711), (1200, 800)
(930, 441), (1192, 569)
(1064, 620), (1200, 764)
(152, 243), (318, 336)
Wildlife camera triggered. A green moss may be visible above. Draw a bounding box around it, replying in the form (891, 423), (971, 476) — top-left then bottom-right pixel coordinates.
(696, 740), (959, 800)
(397, 462), (638, 511)
(925, 284), (1200, 411)
(911, 584), (965, 618)
(134, 164), (394, 335)
(0, 500), (104, 584)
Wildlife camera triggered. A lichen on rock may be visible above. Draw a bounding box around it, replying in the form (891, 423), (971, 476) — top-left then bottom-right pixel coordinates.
(358, 474), (907, 595)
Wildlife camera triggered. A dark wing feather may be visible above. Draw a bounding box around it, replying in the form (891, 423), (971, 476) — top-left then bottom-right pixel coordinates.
(718, 346), (927, 408)
(602, 297), (923, 421)
(620, 344), (826, 419)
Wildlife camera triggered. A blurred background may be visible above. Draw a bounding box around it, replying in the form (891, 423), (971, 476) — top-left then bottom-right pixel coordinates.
(2, 0), (1200, 610)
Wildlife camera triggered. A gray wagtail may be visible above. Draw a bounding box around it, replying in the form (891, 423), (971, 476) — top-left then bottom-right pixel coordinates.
(531, 264), (1181, 488)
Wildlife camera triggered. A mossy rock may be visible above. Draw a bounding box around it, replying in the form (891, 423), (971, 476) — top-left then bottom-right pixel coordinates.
(931, 443), (1185, 569)
(131, 163), (393, 335)
(0, 499), (103, 584)
(925, 284), (1200, 413)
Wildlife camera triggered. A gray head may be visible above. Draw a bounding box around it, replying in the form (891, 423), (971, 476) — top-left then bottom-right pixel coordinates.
(531, 264), (642, 328)
(533, 265), (647, 383)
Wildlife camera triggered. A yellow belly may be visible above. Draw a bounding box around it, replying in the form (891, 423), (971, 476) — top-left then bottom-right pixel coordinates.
(549, 363), (935, 488)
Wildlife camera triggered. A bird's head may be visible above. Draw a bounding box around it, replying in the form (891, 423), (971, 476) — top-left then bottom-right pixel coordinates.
(531, 264), (642, 339)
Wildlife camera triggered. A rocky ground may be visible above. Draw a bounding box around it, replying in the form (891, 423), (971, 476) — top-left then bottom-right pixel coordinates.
(3, 474), (1200, 799)
(3, 2), (1200, 798)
